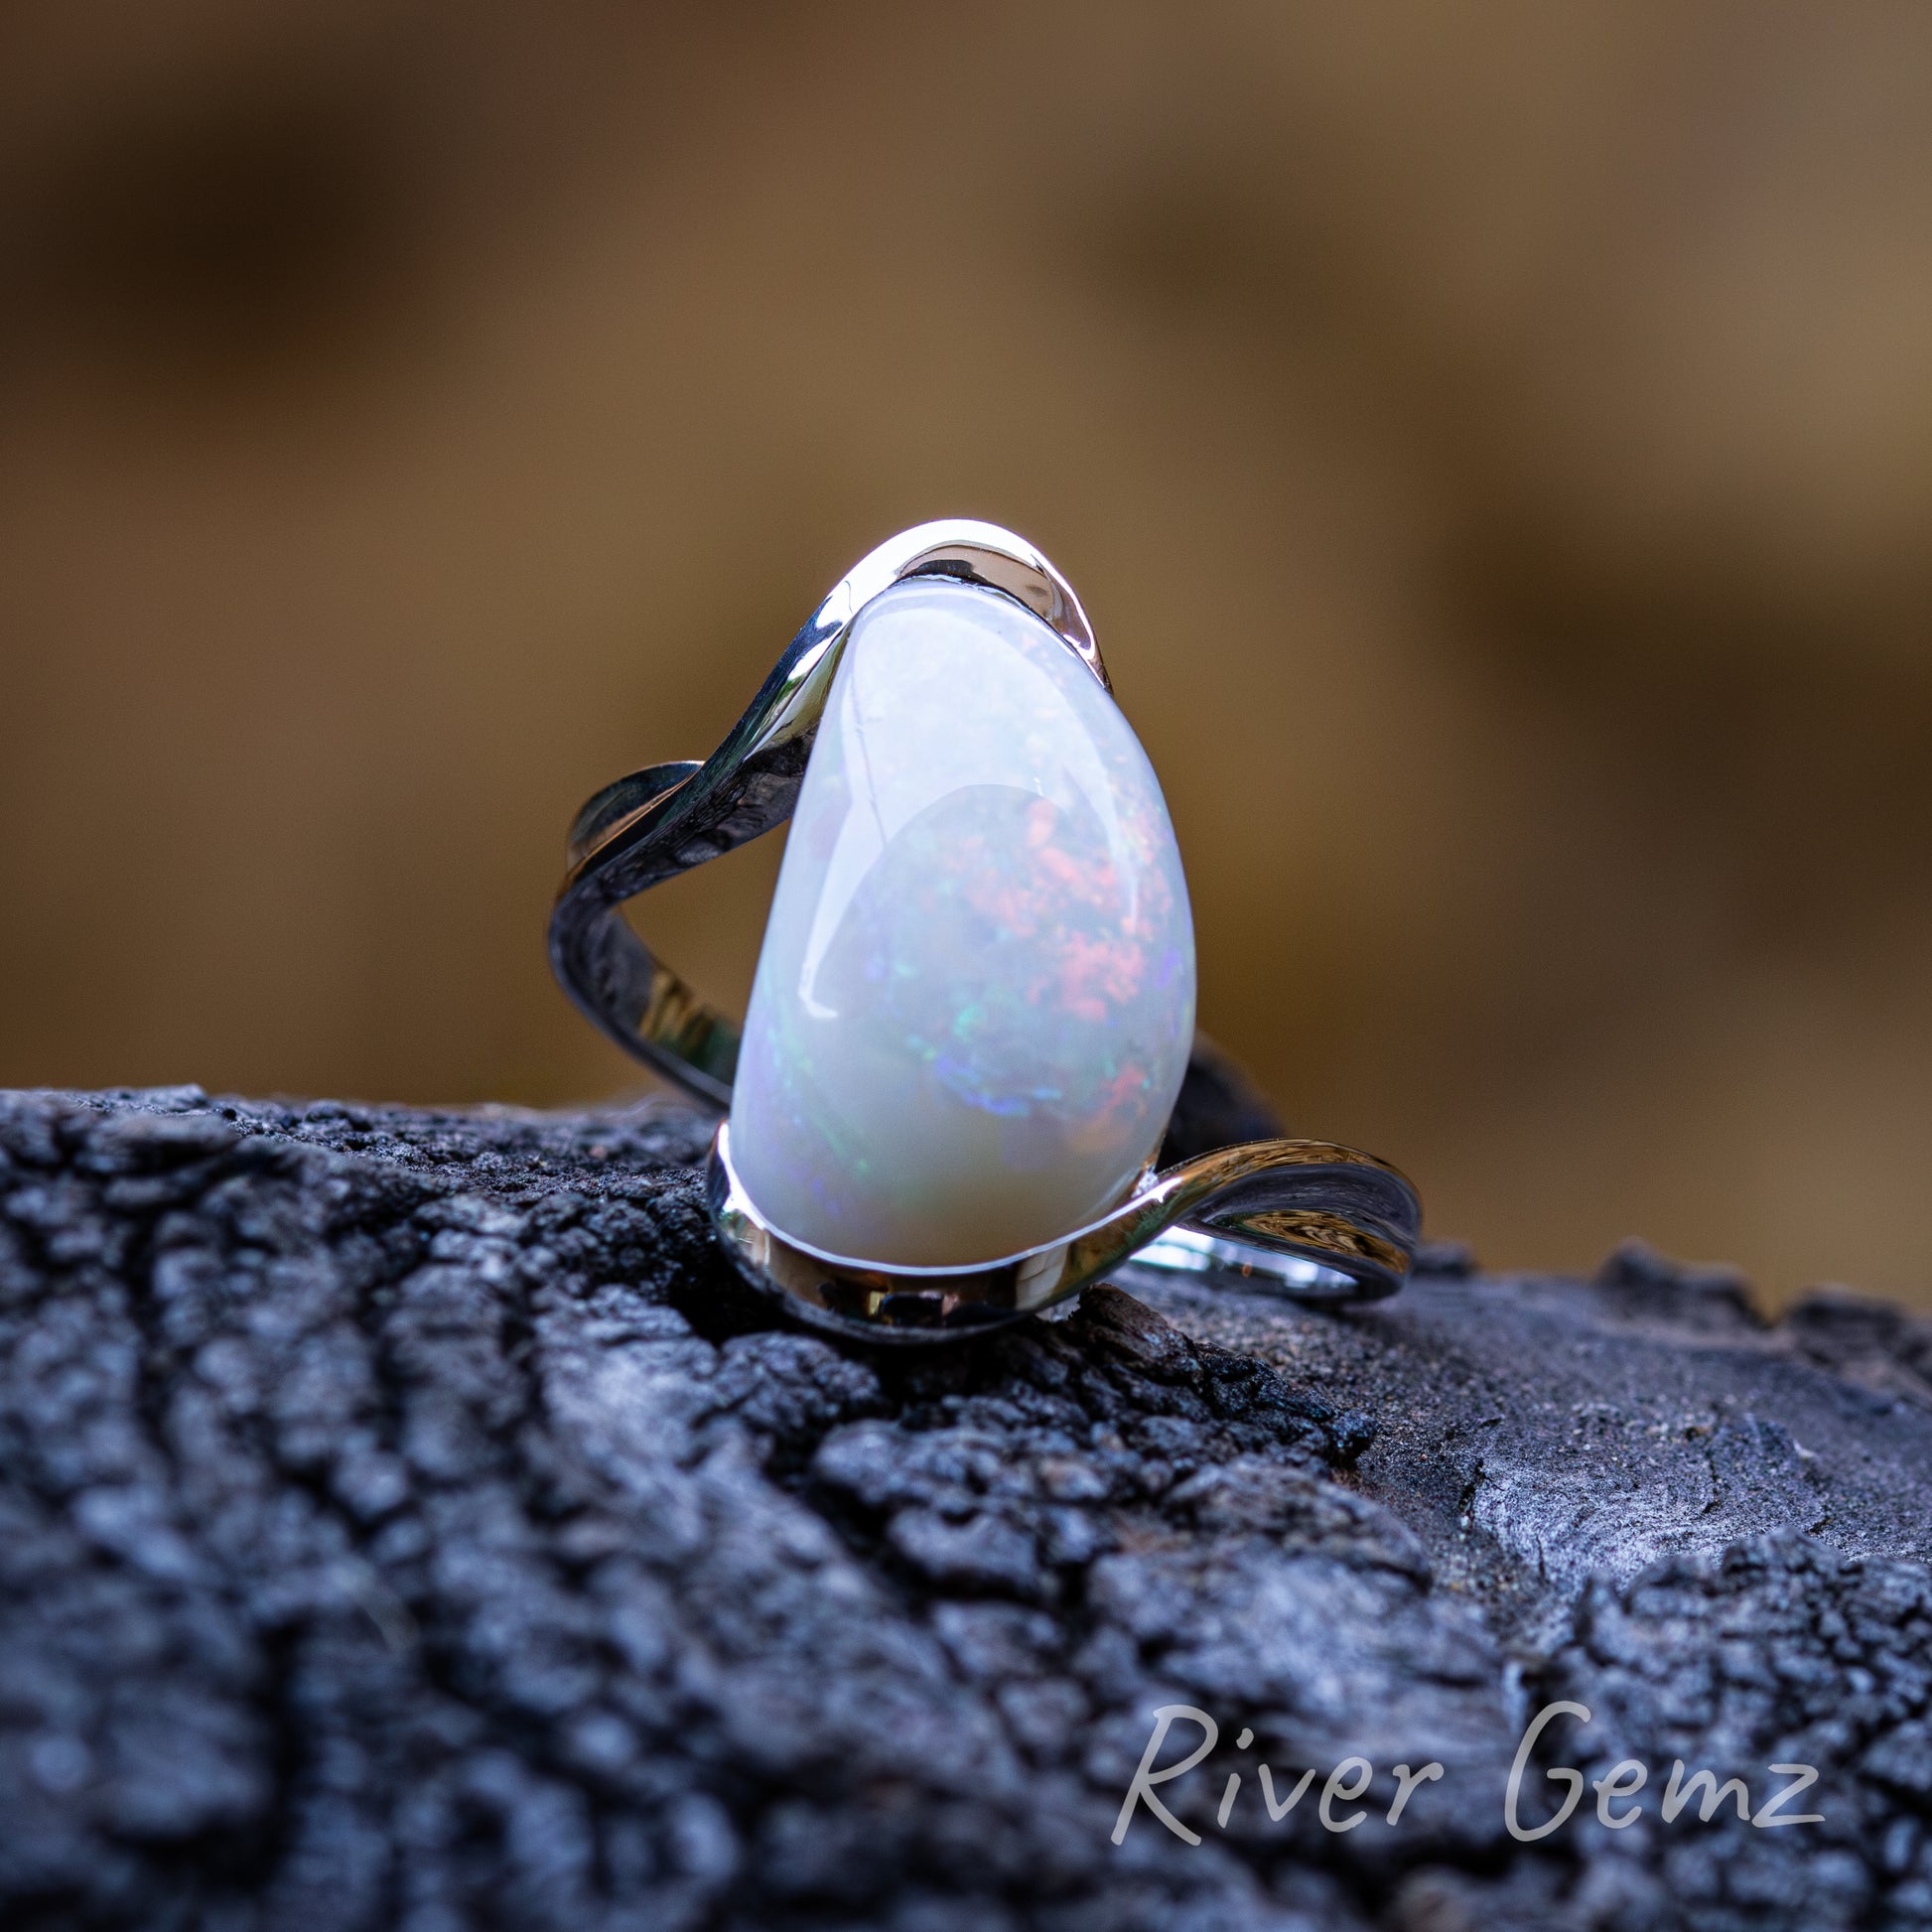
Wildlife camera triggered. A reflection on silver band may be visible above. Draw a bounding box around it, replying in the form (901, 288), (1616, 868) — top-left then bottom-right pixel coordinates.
(1123, 1226), (1366, 1302)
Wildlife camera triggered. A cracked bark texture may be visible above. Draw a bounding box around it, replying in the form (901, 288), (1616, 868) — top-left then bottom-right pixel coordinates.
(3, 1087), (1932, 1932)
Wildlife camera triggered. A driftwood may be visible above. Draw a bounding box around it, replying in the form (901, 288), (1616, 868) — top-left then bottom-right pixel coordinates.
(3, 1085), (1931, 1931)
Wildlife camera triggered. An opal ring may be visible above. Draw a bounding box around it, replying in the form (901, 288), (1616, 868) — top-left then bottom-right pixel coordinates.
(549, 520), (1420, 1341)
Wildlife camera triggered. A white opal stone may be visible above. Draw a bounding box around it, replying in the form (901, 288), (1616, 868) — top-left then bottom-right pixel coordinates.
(729, 577), (1195, 1267)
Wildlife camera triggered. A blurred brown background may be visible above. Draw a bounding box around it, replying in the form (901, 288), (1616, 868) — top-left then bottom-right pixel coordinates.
(4, 2), (1931, 1307)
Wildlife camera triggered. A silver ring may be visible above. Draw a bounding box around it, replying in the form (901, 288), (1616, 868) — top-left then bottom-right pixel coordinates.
(549, 519), (1420, 1341)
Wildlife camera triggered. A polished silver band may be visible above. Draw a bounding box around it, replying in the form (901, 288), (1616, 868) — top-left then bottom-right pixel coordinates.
(548, 520), (1421, 1337)
(706, 1120), (1419, 1343)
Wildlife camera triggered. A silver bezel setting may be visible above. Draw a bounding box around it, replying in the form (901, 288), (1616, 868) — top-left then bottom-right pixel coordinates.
(706, 1120), (1419, 1343)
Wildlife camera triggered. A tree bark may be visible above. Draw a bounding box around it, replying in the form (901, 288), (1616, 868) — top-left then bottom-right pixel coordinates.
(3, 1086), (1929, 1931)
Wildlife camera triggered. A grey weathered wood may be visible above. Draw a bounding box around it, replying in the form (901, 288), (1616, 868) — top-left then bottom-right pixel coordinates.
(2, 1086), (1929, 1930)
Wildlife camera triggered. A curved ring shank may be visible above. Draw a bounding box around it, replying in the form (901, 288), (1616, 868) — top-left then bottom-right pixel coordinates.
(548, 523), (1100, 1108)
(548, 519), (1419, 1312)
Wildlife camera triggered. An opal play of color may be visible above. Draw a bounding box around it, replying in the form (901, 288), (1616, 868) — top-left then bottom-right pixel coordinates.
(729, 576), (1195, 1267)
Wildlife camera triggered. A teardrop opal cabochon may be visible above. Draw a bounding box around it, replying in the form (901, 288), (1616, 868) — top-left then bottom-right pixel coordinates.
(729, 578), (1196, 1267)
